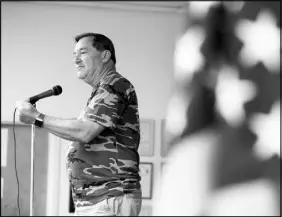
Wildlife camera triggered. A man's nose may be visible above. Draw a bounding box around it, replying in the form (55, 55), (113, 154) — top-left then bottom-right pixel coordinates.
(73, 55), (82, 64)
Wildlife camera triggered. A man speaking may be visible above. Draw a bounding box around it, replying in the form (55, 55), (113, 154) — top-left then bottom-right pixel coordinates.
(16, 33), (142, 216)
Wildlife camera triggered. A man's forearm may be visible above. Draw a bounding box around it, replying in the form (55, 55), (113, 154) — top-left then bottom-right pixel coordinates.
(49, 131), (77, 142)
(42, 115), (89, 142)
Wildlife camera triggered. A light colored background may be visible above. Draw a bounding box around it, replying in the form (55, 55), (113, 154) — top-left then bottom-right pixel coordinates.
(139, 119), (155, 156)
(139, 162), (153, 199)
(1, 1), (187, 216)
(1, 1), (185, 121)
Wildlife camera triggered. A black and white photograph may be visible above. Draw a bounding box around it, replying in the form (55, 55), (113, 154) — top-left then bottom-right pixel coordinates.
(1, 1), (280, 216)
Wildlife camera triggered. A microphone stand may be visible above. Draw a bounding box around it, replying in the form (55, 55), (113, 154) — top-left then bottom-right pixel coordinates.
(30, 103), (36, 216)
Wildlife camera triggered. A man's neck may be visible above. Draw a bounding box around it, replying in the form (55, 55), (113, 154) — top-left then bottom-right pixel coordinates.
(91, 60), (116, 89)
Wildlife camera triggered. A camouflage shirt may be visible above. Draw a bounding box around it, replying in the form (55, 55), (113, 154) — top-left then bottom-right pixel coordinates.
(66, 71), (141, 207)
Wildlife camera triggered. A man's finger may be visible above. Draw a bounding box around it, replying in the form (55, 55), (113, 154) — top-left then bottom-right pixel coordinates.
(15, 108), (21, 116)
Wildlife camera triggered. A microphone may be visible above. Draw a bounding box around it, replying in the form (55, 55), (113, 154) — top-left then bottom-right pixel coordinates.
(29, 85), (63, 104)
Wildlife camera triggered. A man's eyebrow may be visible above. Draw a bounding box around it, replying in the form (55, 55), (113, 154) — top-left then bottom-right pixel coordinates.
(73, 48), (89, 54)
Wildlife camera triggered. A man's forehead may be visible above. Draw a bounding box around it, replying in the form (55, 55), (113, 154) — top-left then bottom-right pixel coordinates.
(74, 36), (94, 50)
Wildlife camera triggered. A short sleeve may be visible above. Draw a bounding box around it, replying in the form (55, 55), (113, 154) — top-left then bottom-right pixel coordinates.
(81, 85), (124, 129)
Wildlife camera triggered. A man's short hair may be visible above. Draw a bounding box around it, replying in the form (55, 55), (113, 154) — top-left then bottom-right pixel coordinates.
(75, 32), (116, 64)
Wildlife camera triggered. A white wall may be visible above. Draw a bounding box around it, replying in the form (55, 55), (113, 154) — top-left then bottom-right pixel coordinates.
(1, 2), (184, 121)
(1, 1), (186, 215)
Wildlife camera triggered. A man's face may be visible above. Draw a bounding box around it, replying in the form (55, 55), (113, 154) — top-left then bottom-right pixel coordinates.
(73, 36), (103, 82)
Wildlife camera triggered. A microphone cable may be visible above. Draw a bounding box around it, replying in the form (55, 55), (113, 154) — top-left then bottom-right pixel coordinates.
(13, 108), (21, 216)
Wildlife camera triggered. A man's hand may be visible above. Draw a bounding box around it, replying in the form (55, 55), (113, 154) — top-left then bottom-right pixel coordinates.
(16, 100), (40, 125)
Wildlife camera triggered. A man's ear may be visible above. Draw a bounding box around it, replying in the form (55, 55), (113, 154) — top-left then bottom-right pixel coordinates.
(101, 50), (111, 63)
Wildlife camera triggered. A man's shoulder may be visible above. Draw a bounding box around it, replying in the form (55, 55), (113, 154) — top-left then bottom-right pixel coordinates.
(101, 72), (136, 97)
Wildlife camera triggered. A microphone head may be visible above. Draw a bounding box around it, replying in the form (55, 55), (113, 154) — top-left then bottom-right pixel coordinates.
(52, 85), (63, 96)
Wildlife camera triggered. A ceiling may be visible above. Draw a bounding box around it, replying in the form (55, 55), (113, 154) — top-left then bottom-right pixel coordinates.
(114, 1), (189, 9)
(33, 1), (189, 13)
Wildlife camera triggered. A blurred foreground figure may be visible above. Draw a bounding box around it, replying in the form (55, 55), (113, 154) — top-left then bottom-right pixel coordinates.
(153, 1), (280, 216)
